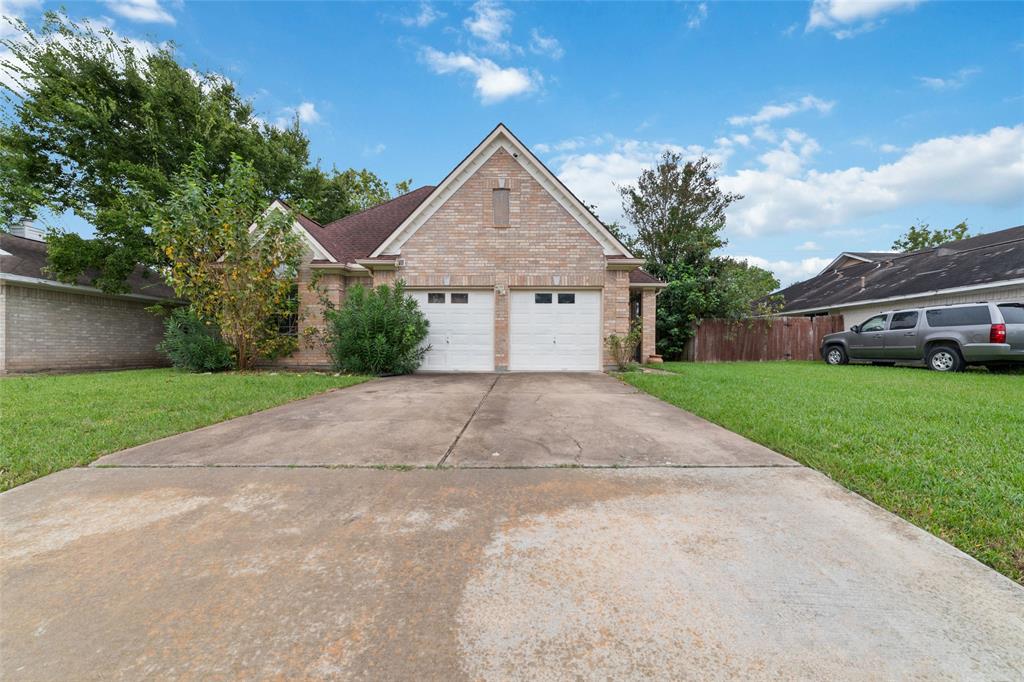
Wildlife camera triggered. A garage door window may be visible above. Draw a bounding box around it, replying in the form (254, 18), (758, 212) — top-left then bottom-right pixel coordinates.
(451, 293), (469, 304)
(428, 293), (445, 304)
(534, 293), (553, 304)
(558, 293), (575, 304)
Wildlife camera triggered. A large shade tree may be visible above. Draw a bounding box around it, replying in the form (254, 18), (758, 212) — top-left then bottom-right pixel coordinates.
(618, 151), (780, 358)
(0, 11), (402, 292)
(152, 149), (303, 370)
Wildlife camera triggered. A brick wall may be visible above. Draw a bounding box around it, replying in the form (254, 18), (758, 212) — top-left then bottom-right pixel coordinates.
(641, 288), (657, 360)
(378, 147), (630, 368)
(271, 263), (372, 369)
(0, 283), (169, 374)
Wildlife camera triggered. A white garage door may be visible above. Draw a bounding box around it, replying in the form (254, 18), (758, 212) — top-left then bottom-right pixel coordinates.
(509, 290), (601, 371)
(411, 290), (494, 371)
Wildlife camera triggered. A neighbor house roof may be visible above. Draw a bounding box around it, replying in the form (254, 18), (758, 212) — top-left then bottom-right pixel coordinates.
(775, 225), (1024, 313)
(0, 232), (175, 300)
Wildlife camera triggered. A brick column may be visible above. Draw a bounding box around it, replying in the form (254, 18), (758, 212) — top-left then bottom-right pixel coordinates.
(641, 288), (657, 361)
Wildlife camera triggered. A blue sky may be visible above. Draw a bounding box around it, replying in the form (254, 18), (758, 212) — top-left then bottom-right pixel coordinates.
(3, 0), (1023, 285)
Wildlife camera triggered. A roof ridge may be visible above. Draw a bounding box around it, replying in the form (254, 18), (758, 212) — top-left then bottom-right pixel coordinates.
(273, 197), (323, 228)
(322, 185), (435, 230)
(889, 229), (1024, 260)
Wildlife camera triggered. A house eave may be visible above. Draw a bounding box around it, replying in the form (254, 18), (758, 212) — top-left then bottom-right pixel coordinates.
(0, 272), (177, 303)
(354, 258), (398, 271)
(606, 258), (644, 270)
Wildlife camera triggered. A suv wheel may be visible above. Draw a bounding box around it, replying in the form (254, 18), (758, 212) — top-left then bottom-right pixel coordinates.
(825, 345), (848, 366)
(926, 345), (963, 372)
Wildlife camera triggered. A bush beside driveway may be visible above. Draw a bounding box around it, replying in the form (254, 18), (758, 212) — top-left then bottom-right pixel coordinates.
(0, 369), (370, 491)
(622, 361), (1024, 583)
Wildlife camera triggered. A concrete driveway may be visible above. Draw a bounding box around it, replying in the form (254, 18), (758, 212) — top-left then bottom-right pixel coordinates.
(93, 373), (792, 468)
(2, 373), (1023, 680)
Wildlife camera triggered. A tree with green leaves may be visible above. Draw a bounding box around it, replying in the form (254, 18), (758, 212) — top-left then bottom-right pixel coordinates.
(1, 10), (402, 292)
(152, 149), (303, 370)
(0, 11), (310, 292)
(295, 166), (413, 224)
(891, 221), (971, 252)
(620, 153), (742, 277)
(616, 152), (779, 358)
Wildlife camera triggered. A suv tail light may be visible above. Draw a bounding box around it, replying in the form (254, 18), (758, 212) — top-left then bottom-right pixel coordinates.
(990, 323), (1007, 344)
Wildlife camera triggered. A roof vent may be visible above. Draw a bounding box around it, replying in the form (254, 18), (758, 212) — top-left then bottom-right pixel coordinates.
(859, 276), (866, 289)
(9, 221), (46, 242)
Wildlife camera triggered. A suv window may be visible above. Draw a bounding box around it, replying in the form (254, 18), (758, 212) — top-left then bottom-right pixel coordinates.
(889, 311), (918, 330)
(998, 304), (1024, 324)
(925, 306), (991, 327)
(860, 315), (886, 332)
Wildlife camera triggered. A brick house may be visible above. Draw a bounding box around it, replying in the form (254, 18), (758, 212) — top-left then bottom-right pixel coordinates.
(0, 228), (175, 375)
(276, 124), (664, 372)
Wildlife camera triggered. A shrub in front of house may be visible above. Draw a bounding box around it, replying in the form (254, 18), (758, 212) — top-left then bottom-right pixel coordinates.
(606, 322), (643, 371)
(158, 307), (236, 372)
(325, 281), (430, 375)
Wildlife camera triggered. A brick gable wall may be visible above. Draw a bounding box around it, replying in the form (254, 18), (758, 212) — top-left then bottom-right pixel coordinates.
(284, 146), (648, 370)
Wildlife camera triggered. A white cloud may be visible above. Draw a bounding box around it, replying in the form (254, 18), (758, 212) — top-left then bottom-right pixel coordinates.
(529, 28), (563, 59)
(687, 2), (708, 30)
(363, 143), (386, 156)
(796, 241), (821, 251)
(103, 0), (176, 25)
(728, 95), (835, 126)
(879, 143), (901, 153)
(294, 101), (320, 124)
(464, 0), (514, 53)
(732, 255), (833, 286)
(722, 124), (1024, 236)
(758, 129), (821, 176)
(544, 136), (734, 222)
(917, 67), (980, 91)
(540, 124), (1024, 241)
(420, 47), (538, 104)
(398, 2), (443, 28)
(0, 0), (40, 39)
(806, 0), (921, 39)
(271, 101), (321, 129)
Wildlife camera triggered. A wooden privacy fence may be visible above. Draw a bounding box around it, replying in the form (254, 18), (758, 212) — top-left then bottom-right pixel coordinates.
(687, 315), (845, 362)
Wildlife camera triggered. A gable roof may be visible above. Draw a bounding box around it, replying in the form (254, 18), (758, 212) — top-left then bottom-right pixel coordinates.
(281, 187), (436, 266)
(369, 123), (634, 259)
(815, 251), (898, 276)
(776, 225), (1024, 313)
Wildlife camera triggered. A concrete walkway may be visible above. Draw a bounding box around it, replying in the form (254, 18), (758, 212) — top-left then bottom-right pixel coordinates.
(2, 374), (1023, 680)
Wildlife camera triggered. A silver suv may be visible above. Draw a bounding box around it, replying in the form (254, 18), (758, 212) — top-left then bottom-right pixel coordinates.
(820, 302), (1024, 372)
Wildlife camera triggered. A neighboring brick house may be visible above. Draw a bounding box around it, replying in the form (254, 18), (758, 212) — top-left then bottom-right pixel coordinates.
(276, 124), (665, 372)
(0, 229), (175, 375)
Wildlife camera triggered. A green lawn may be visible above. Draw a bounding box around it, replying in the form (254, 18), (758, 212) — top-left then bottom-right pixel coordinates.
(0, 369), (370, 491)
(622, 362), (1024, 583)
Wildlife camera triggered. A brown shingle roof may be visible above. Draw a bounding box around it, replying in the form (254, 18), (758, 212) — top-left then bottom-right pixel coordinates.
(776, 225), (1024, 312)
(629, 268), (664, 285)
(291, 186), (436, 264)
(0, 232), (175, 299)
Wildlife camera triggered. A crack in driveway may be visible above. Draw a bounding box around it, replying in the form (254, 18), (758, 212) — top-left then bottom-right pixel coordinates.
(437, 374), (500, 467)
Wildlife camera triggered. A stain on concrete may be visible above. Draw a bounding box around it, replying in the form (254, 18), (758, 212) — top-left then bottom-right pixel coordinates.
(2, 467), (1022, 680)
